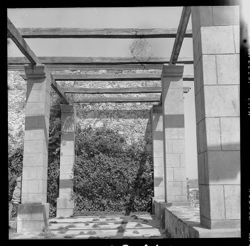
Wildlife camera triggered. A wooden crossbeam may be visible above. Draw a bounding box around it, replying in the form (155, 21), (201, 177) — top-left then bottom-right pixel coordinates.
(8, 56), (193, 65)
(64, 86), (191, 94)
(7, 18), (40, 65)
(170, 7), (191, 64)
(72, 95), (161, 103)
(50, 75), (69, 104)
(53, 73), (161, 81)
(54, 73), (193, 81)
(17, 28), (192, 39)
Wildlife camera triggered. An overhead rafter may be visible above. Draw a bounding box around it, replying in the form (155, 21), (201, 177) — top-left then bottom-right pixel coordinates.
(7, 18), (40, 65)
(169, 7), (191, 64)
(63, 86), (191, 94)
(72, 95), (161, 104)
(16, 28), (192, 39)
(8, 56), (193, 65)
(50, 75), (70, 104)
(21, 73), (193, 81)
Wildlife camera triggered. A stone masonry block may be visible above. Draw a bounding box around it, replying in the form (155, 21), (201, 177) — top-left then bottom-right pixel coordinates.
(17, 203), (49, 233)
(202, 55), (217, 85)
(220, 117), (240, 150)
(21, 193), (47, 204)
(22, 166), (47, 180)
(233, 25), (239, 53)
(201, 26), (235, 54)
(165, 154), (181, 167)
(24, 129), (46, 142)
(224, 185), (240, 219)
(23, 153), (47, 167)
(167, 181), (184, 196)
(209, 185), (226, 220)
(61, 104), (74, 113)
(163, 89), (184, 115)
(204, 85), (239, 117)
(212, 6), (239, 26)
(57, 197), (74, 209)
(165, 139), (184, 153)
(23, 139), (47, 154)
(164, 128), (185, 139)
(59, 188), (73, 198)
(179, 154), (185, 167)
(205, 117), (221, 150)
(154, 164), (164, 177)
(26, 88), (47, 103)
(153, 156), (164, 168)
(60, 155), (75, 166)
(22, 180), (47, 194)
(60, 142), (75, 156)
(166, 167), (174, 181)
(60, 172), (74, 180)
(207, 150), (240, 185)
(173, 168), (186, 181)
(152, 115), (163, 131)
(153, 140), (164, 157)
(216, 54), (239, 84)
(25, 102), (47, 116)
(61, 115), (75, 132)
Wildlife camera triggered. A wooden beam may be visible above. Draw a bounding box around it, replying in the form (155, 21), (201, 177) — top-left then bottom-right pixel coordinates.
(64, 87), (162, 94)
(170, 7), (191, 64)
(20, 73), (194, 81)
(8, 56), (193, 65)
(72, 96), (161, 103)
(50, 75), (69, 104)
(18, 28), (192, 39)
(7, 18), (40, 65)
(8, 63), (165, 71)
(53, 73), (161, 81)
(64, 86), (191, 94)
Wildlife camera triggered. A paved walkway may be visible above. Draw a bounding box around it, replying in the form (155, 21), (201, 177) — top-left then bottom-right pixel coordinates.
(9, 213), (168, 239)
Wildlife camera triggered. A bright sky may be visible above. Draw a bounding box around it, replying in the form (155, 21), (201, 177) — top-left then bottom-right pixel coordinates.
(7, 7), (193, 58)
(7, 7), (197, 179)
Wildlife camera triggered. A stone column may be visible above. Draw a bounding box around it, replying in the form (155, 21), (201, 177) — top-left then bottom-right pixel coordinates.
(17, 65), (50, 233)
(191, 6), (240, 229)
(57, 104), (76, 217)
(151, 105), (165, 201)
(161, 65), (188, 205)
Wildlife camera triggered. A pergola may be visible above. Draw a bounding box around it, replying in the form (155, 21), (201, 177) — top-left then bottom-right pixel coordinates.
(8, 6), (240, 238)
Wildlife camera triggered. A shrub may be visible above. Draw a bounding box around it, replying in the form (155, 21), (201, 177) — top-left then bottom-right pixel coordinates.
(73, 126), (153, 215)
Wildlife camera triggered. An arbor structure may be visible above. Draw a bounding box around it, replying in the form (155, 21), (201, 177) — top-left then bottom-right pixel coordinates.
(7, 6), (240, 238)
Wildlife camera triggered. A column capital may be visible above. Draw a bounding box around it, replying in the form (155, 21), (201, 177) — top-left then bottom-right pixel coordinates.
(24, 64), (47, 80)
(161, 65), (184, 80)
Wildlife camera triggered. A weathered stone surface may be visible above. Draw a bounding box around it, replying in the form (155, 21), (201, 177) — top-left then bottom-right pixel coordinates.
(202, 55), (217, 84)
(209, 185), (225, 219)
(204, 85), (239, 117)
(233, 25), (239, 53)
(216, 54), (239, 84)
(201, 26), (235, 54)
(220, 117), (240, 150)
(165, 154), (181, 167)
(17, 203), (49, 233)
(205, 117), (221, 150)
(224, 185), (240, 219)
(207, 150), (240, 185)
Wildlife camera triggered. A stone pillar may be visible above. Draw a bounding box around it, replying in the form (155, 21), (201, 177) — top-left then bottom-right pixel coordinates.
(191, 6), (240, 229)
(17, 65), (50, 233)
(161, 65), (188, 205)
(151, 105), (165, 201)
(57, 104), (76, 217)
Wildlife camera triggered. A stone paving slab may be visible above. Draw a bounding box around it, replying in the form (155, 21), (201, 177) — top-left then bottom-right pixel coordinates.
(9, 213), (165, 239)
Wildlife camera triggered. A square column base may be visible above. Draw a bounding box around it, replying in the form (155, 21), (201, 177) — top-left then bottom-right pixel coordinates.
(17, 203), (49, 234)
(57, 197), (74, 217)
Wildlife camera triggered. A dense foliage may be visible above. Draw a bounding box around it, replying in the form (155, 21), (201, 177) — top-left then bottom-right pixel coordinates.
(73, 126), (153, 215)
(8, 104), (153, 217)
